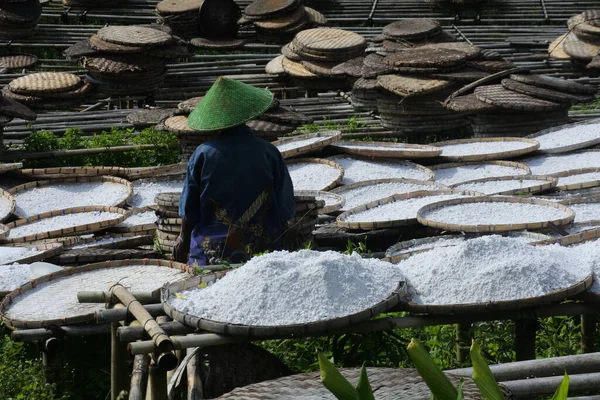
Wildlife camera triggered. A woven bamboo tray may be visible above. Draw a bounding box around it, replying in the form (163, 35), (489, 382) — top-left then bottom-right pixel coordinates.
(162, 272), (408, 337)
(107, 209), (157, 233)
(433, 137), (540, 162)
(554, 168), (600, 191)
(0, 189), (15, 223)
(8, 176), (134, 218)
(67, 232), (154, 250)
(124, 163), (187, 180)
(286, 158), (344, 191)
(328, 155), (435, 184)
(526, 118), (600, 154)
(0, 206), (128, 244)
(417, 196), (574, 233)
(337, 189), (479, 230)
(328, 141), (442, 159)
(293, 190), (344, 214)
(14, 166), (127, 179)
(216, 367), (489, 399)
(273, 131), (341, 159)
(1, 259), (193, 329)
(450, 175), (558, 196)
(1, 242), (64, 265)
(0, 162), (22, 174)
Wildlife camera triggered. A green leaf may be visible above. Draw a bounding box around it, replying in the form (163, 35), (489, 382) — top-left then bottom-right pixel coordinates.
(550, 372), (569, 400)
(318, 353), (358, 400)
(470, 341), (504, 400)
(456, 378), (465, 400)
(407, 338), (458, 400)
(356, 364), (375, 400)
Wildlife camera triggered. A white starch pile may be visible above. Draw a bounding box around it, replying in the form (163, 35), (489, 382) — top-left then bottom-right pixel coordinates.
(0, 263), (32, 292)
(535, 122), (600, 152)
(287, 163), (341, 191)
(13, 182), (130, 217)
(434, 163), (529, 186)
(453, 178), (548, 195)
(130, 179), (184, 208)
(557, 172), (600, 187)
(168, 250), (406, 326)
(0, 195), (12, 219)
(398, 236), (591, 304)
(7, 212), (123, 240)
(570, 203), (600, 224)
(439, 141), (533, 157)
(0, 246), (39, 264)
(420, 202), (571, 226)
(329, 156), (431, 184)
(115, 211), (156, 228)
(525, 152), (600, 175)
(548, 240), (600, 293)
(344, 193), (470, 223)
(276, 137), (328, 153)
(5, 265), (189, 321)
(337, 181), (446, 211)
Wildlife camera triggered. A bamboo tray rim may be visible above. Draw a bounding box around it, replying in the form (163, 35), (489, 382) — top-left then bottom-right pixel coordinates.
(13, 166), (127, 179)
(526, 118), (600, 154)
(1, 242), (64, 265)
(286, 157), (345, 191)
(327, 155), (435, 182)
(65, 232), (154, 250)
(416, 196), (575, 233)
(553, 168), (600, 191)
(0, 259), (194, 329)
(450, 175), (558, 196)
(124, 163), (187, 180)
(429, 160), (532, 174)
(162, 272), (409, 338)
(327, 140), (442, 159)
(293, 190), (345, 214)
(0, 188), (15, 223)
(432, 137), (540, 162)
(273, 131), (341, 159)
(336, 189), (481, 231)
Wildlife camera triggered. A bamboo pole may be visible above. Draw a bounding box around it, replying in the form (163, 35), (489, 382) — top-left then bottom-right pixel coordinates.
(130, 354), (150, 400)
(456, 323), (470, 363)
(96, 304), (166, 324)
(111, 322), (130, 400)
(78, 290), (161, 305)
(503, 372), (600, 398)
(118, 322), (193, 343)
(186, 348), (203, 400)
(129, 334), (242, 355)
(147, 361), (168, 400)
(581, 314), (596, 354)
(11, 324), (111, 342)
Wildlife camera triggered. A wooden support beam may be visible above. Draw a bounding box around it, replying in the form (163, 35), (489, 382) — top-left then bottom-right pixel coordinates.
(129, 354), (150, 400)
(111, 323), (130, 400)
(187, 348), (204, 400)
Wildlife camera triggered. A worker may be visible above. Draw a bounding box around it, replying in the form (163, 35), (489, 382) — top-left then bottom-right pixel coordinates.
(173, 77), (296, 265)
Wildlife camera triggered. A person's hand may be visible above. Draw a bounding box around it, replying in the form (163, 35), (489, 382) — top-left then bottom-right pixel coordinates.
(172, 234), (190, 263)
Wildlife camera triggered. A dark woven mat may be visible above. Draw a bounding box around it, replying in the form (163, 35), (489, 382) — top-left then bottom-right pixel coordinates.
(382, 19), (440, 40)
(330, 56), (364, 77)
(431, 68), (490, 82)
(190, 37), (244, 49)
(444, 93), (499, 113)
(0, 96), (36, 120)
(148, 44), (191, 59)
(63, 40), (99, 59)
(126, 108), (179, 127)
(178, 96), (203, 113)
(50, 248), (160, 266)
(501, 78), (595, 104)
(199, 0), (241, 39)
(383, 40), (412, 52)
(259, 106), (313, 125)
(243, 0), (299, 20)
(563, 32), (600, 61)
(474, 84), (562, 112)
(362, 53), (394, 78)
(0, 0), (42, 24)
(0, 54), (36, 69)
(419, 42), (481, 60)
(89, 35), (145, 53)
(253, 6), (306, 31)
(44, 81), (94, 100)
(509, 73), (597, 95)
(97, 25), (173, 47)
(83, 54), (166, 75)
(583, 9), (600, 27)
(246, 119), (295, 134)
(301, 59), (342, 78)
(156, 0), (203, 15)
(384, 47), (467, 68)
(467, 60), (516, 73)
(281, 43), (302, 61)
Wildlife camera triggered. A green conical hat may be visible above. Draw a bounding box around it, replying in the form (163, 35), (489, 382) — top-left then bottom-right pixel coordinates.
(188, 77), (274, 132)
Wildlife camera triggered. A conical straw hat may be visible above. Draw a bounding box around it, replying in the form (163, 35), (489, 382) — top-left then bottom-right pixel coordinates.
(188, 77), (274, 132)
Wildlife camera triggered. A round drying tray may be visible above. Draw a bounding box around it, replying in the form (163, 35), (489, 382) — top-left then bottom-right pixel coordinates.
(431, 160), (532, 186)
(1, 259), (193, 329)
(558, 197), (600, 226)
(273, 131), (341, 159)
(8, 176), (134, 218)
(108, 209), (157, 233)
(337, 190), (479, 230)
(293, 190), (344, 214)
(216, 367), (489, 399)
(162, 272), (408, 338)
(124, 163), (187, 180)
(526, 118), (600, 154)
(404, 273), (592, 315)
(328, 141), (442, 159)
(286, 158), (344, 191)
(0, 189), (15, 223)
(1, 242), (64, 265)
(554, 168), (600, 191)
(433, 137), (540, 162)
(14, 166), (127, 179)
(450, 175), (557, 196)
(155, 192), (180, 209)
(416, 196), (575, 233)
(0, 162), (23, 174)
(0, 206), (128, 244)
(328, 155), (435, 184)
(384, 231), (551, 263)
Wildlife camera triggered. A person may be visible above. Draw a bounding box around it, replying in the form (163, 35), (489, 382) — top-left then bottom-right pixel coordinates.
(173, 77), (296, 265)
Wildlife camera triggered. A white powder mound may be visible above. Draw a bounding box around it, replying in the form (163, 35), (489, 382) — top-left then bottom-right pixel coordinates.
(0, 263), (32, 292)
(535, 122), (600, 151)
(13, 182), (130, 218)
(0, 195), (12, 219)
(398, 235), (591, 304)
(566, 240), (600, 292)
(345, 193), (470, 223)
(420, 202), (571, 225)
(7, 212), (124, 240)
(287, 163), (341, 191)
(526, 152), (600, 175)
(329, 156), (431, 184)
(277, 137), (328, 153)
(168, 250), (406, 326)
(0, 246), (39, 264)
(558, 172), (600, 187)
(115, 211), (156, 227)
(434, 163), (529, 186)
(130, 179), (184, 208)
(453, 178), (548, 195)
(439, 141), (533, 157)
(570, 203), (600, 224)
(337, 181), (446, 211)
(5, 265), (188, 320)
(71, 235), (147, 249)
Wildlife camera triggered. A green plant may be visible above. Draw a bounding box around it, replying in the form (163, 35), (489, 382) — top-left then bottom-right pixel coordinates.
(318, 353), (374, 400)
(347, 116), (366, 133)
(344, 240), (368, 255)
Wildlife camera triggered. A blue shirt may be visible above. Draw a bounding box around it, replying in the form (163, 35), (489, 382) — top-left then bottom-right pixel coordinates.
(179, 125), (295, 265)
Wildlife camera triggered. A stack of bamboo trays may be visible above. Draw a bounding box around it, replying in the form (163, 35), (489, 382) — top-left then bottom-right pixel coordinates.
(0, 0), (41, 39)
(154, 192), (181, 256)
(548, 10), (600, 69)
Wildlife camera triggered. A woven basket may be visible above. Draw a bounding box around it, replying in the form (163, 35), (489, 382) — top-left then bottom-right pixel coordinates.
(433, 137), (540, 162)
(162, 272), (409, 338)
(417, 196), (575, 233)
(337, 190), (479, 230)
(526, 118), (600, 154)
(0, 206), (128, 244)
(286, 158), (344, 191)
(450, 175), (558, 196)
(0, 189), (15, 223)
(1, 259), (193, 329)
(8, 176), (134, 218)
(554, 168), (600, 191)
(293, 190), (344, 214)
(328, 141), (442, 159)
(273, 131), (341, 159)
(1, 242), (64, 265)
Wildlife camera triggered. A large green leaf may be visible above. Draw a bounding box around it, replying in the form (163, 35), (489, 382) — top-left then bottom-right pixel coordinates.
(470, 341), (504, 400)
(318, 353), (358, 400)
(356, 364), (376, 400)
(407, 338), (458, 400)
(457, 378), (465, 400)
(550, 372), (569, 400)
